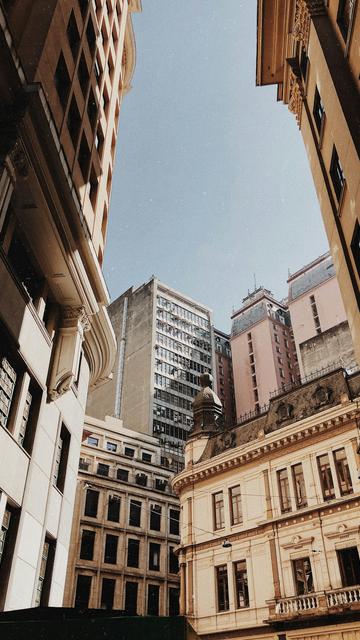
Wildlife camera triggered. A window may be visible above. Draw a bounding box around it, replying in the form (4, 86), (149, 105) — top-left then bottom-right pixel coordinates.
(67, 96), (81, 148)
(213, 492), (225, 530)
(229, 486), (242, 526)
(277, 469), (292, 513)
(317, 454), (335, 500)
(53, 425), (70, 494)
(293, 557), (313, 595)
(78, 133), (91, 182)
(0, 357), (16, 429)
(78, 53), (90, 95)
(147, 584), (160, 616)
(169, 509), (180, 535)
(292, 463), (307, 508)
(124, 447), (135, 458)
(106, 442), (117, 452)
(107, 496), (120, 522)
(80, 530), (95, 560)
(216, 565), (229, 612)
(97, 463), (109, 477)
(150, 505), (161, 531)
(334, 448), (353, 495)
(86, 17), (96, 56)
(313, 86), (325, 135)
(169, 546), (179, 574)
(149, 543), (160, 571)
(117, 468), (129, 482)
(299, 47), (309, 81)
(279, 368), (285, 379)
(67, 11), (80, 59)
(35, 538), (55, 607)
(0, 510), (11, 565)
(135, 473), (148, 487)
(87, 88), (98, 129)
(330, 146), (345, 203)
(337, 547), (360, 587)
(155, 478), (167, 492)
(84, 489), (99, 518)
(101, 578), (115, 610)
(142, 451), (152, 463)
(104, 534), (118, 564)
(129, 500), (141, 527)
(87, 436), (98, 446)
(54, 52), (70, 108)
(337, 0), (355, 41)
(169, 587), (180, 616)
(351, 221), (360, 278)
(127, 538), (140, 568)
(75, 574), (92, 608)
(234, 560), (249, 608)
(124, 581), (138, 615)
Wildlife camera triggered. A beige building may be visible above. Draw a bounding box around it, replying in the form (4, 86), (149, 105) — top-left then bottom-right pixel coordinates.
(288, 252), (357, 376)
(173, 369), (360, 639)
(231, 288), (299, 418)
(64, 415), (180, 615)
(256, 0), (360, 366)
(87, 277), (215, 451)
(0, 0), (140, 611)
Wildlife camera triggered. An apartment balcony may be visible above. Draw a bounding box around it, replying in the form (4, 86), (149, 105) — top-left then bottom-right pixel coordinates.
(268, 585), (360, 622)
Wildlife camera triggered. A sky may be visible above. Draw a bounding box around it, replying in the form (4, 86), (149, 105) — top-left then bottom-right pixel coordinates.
(103, 0), (329, 333)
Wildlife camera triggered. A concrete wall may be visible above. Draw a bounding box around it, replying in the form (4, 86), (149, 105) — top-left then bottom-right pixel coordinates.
(300, 321), (357, 377)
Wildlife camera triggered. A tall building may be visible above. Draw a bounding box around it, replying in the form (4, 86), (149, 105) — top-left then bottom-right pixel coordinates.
(64, 415), (180, 616)
(0, 0), (139, 611)
(288, 252), (357, 376)
(230, 287), (299, 418)
(173, 369), (360, 640)
(256, 0), (360, 366)
(214, 329), (236, 427)
(87, 277), (215, 450)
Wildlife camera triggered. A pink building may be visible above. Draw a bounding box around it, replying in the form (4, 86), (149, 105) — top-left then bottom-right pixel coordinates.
(288, 253), (356, 377)
(230, 288), (299, 419)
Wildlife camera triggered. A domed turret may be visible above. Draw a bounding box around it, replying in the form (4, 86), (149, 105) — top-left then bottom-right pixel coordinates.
(191, 372), (223, 436)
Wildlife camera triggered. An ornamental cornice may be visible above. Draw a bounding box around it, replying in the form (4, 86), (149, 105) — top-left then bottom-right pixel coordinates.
(293, 0), (327, 48)
(173, 409), (358, 494)
(288, 69), (304, 127)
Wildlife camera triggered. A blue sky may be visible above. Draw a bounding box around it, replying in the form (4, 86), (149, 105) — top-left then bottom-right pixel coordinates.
(103, 0), (328, 332)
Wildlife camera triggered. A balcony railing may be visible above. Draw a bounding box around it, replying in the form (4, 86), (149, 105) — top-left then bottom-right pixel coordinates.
(270, 585), (360, 620)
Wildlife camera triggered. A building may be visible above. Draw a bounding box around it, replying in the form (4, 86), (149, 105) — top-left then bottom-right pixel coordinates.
(230, 287), (299, 418)
(64, 415), (180, 616)
(256, 0), (360, 366)
(214, 329), (236, 427)
(288, 252), (357, 376)
(0, 0), (140, 611)
(173, 369), (360, 640)
(87, 277), (215, 451)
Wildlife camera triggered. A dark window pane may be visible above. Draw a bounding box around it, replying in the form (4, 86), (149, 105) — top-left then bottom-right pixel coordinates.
(168, 587), (180, 616)
(84, 489), (99, 518)
(351, 221), (360, 279)
(169, 546), (179, 574)
(147, 584), (159, 616)
(317, 454), (335, 500)
(229, 485), (242, 525)
(124, 581), (138, 615)
(313, 86), (325, 134)
(292, 463), (307, 508)
(101, 578), (115, 610)
(127, 539), (139, 568)
(97, 463), (109, 477)
(78, 53), (90, 95)
(337, 547), (360, 587)
(117, 468), (129, 482)
(213, 492), (225, 529)
(216, 565), (229, 612)
(80, 530), (95, 560)
(107, 496), (120, 522)
(169, 509), (179, 535)
(129, 500), (141, 527)
(334, 448), (353, 495)
(150, 505), (161, 531)
(78, 133), (91, 182)
(330, 146), (345, 202)
(75, 574), (92, 608)
(337, 0), (355, 41)
(67, 96), (81, 148)
(234, 560), (249, 608)
(54, 52), (70, 108)
(277, 469), (292, 513)
(293, 557), (313, 595)
(67, 11), (80, 59)
(104, 534), (118, 564)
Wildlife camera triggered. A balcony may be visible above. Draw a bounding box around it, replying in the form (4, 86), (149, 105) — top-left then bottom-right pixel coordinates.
(268, 585), (360, 622)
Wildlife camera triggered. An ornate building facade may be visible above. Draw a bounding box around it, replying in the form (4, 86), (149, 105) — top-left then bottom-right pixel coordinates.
(0, 0), (140, 610)
(173, 370), (360, 640)
(256, 0), (360, 365)
(64, 415), (180, 616)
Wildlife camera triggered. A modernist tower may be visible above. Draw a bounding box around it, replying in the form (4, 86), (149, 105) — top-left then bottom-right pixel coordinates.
(0, 0), (140, 610)
(87, 277), (215, 452)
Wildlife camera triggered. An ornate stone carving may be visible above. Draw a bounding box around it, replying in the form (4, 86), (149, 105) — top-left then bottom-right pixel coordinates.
(312, 385), (334, 408)
(276, 402), (294, 424)
(288, 68), (304, 126)
(293, 0), (327, 48)
(63, 305), (91, 332)
(212, 430), (236, 457)
(9, 139), (29, 178)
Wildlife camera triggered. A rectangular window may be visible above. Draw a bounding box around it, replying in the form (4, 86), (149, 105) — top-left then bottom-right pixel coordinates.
(169, 586), (180, 616)
(124, 581), (138, 615)
(150, 505), (161, 531)
(124, 447), (135, 458)
(216, 565), (229, 612)
(277, 469), (292, 513)
(330, 145), (345, 202)
(87, 436), (98, 446)
(101, 578), (115, 610)
(229, 485), (242, 526)
(54, 52), (70, 108)
(337, 0), (355, 41)
(84, 489), (99, 518)
(351, 221), (360, 279)
(169, 546), (179, 574)
(67, 10), (80, 59)
(135, 473), (148, 487)
(313, 86), (325, 135)
(293, 557), (313, 595)
(53, 425), (70, 493)
(334, 448), (353, 495)
(317, 454), (335, 500)
(129, 500), (141, 527)
(142, 451), (152, 463)
(213, 492), (225, 530)
(104, 534), (118, 564)
(149, 543), (161, 571)
(0, 356), (17, 429)
(107, 496), (120, 522)
(292, 463), (307, 508)
(35, 538), (55, 607)
(67, 96), (81, 149)
(337, 547), (360, 587)
(75, 574), (92, 608)
(169, 509), (180, 535)
(80, 530), (95, 560)
(97, 463), (109, 477)
(117, 468), (129, 482)
(147, 584), (160, 616)
(155, 478), (167, 492)
(106, 442), (117, 452)
(234, 560), (249, 608)
(0, 510), (11, 565)
(127, 538), (140, 568)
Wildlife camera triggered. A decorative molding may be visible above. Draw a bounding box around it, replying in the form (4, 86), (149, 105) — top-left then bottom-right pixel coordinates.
(288, 68), (304, 127)
(325, 524), (359, 539)
(281, 535), (314, 549)
(63, 305), (91, 332)
(293, 0), (327, 48)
